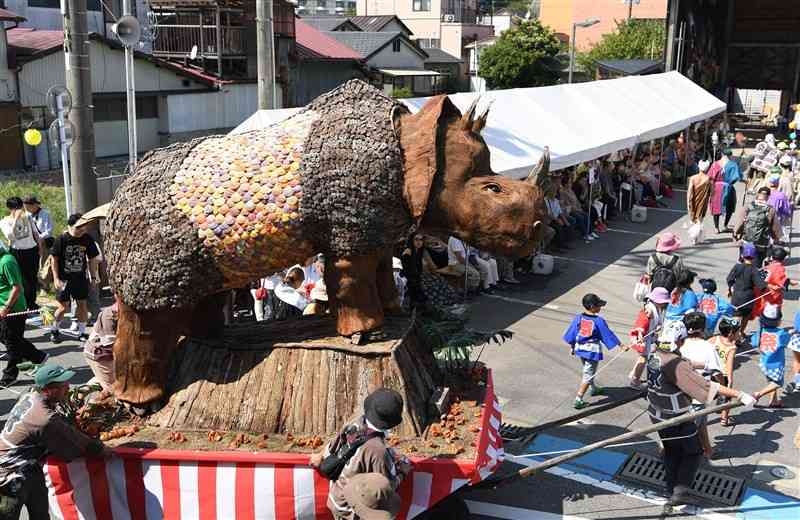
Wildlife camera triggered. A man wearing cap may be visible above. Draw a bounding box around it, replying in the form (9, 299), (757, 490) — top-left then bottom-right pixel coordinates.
(311, 388), (412, 519)
(0, 364), (108, 519)
(0, 244), (47, 387)
(49, 213), (101, 343)
(647, 322), (756, 515)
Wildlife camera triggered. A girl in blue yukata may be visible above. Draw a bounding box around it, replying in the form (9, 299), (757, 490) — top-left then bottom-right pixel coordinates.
(752, 304), (790, 408)
(563, 293), (621, 410)
(664, 271), (699, 329)
(788, 311), (800, 394)
(696, 278), (735, 337)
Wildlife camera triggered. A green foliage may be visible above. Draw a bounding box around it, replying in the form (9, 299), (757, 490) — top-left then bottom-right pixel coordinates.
(577, 19), (666, 78)
(0, 179), (67, 238)
(391, 87), (414, 99)
(421, 311), (513, 372)
(478, 19), (561, 90)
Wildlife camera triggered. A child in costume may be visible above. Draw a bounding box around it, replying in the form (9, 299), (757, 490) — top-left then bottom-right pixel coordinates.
(786, 311), (800, 394)
(696, 278), (734, 338)
(564, 293), (621, 409)
(752, 304), (790, 408)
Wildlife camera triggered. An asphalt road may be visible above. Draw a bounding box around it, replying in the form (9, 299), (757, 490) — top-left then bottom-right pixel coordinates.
(2, 182), (799, 519)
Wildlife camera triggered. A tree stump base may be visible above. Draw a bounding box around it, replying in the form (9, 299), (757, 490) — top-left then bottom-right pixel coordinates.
(146, 314), (441, 438)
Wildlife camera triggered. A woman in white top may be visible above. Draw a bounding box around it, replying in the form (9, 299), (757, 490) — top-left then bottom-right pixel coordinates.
(273, 265), (309, 320)
(0, 197), (41, 310)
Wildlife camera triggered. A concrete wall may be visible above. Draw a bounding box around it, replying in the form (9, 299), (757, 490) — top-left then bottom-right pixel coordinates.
(94, 118), (160, 158)
(366, 39), (426, 69)
(539, 0), (667, 50)
(164, 83), (259, 134)
(441, 22), (493, 63)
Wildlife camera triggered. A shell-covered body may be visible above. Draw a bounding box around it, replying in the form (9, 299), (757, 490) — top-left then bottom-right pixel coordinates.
(106, 80), (409, 311)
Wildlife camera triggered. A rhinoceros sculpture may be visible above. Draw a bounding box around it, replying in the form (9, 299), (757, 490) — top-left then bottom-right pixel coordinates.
(105, 80), (551, 409)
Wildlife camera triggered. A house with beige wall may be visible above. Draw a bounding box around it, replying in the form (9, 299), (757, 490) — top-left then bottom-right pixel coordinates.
(539, 0), (667, 50)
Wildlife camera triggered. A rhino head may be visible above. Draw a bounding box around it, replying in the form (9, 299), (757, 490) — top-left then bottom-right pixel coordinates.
(397, 95), (550, 258)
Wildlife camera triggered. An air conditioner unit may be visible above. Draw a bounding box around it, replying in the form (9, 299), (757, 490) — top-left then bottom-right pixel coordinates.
(444, 14), (455, 22)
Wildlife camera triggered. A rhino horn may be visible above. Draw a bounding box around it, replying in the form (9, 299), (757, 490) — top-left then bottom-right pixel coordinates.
(526, 147), (550, 185)
(472, 101), (492, 134)
(460, 98), (480, 131)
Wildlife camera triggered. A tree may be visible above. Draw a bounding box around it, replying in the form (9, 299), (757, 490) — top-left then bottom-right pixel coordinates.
(478, 19), (561, 90)
(577, 19), (666, 78)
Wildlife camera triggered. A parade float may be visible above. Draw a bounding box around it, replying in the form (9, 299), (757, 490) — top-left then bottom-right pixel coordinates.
(44, 81), (553, 519)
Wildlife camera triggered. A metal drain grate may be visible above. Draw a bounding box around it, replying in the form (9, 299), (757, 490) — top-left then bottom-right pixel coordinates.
(617, 452), (745, 506)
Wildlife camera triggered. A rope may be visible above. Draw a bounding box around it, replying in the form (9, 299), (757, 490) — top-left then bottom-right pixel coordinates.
(508, 430), (699, 459)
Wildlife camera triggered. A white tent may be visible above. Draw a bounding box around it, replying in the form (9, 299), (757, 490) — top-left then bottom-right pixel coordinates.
(231, 71), (726, 178)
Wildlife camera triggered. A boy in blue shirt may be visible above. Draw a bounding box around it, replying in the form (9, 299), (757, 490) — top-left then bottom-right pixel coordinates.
(564, 293), (621, 409)
(696, 278), (735, 337)
(752, 304), (790, 408)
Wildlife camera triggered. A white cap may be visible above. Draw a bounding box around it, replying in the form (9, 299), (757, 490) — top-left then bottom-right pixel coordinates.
(658, 320), (688, 348)
(763, 303), (779, 320)
(780, 155), (792, 166)
(392, 257), (402, 270)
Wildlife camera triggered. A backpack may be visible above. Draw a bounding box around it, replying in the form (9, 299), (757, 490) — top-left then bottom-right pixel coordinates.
(650, 255), (678, 292)
(317, 430), (383, 481)
(743, 203), (772, 246)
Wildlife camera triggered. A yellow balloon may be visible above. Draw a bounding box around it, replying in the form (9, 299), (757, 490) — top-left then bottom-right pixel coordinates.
(24, 128), (42, 146)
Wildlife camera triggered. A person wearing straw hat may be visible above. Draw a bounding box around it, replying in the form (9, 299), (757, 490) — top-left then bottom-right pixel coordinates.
(0, 243), (46, 387)
(0, 364), (108, 520)
(645, 232), (685, 294)
(647, 322), (756, 516)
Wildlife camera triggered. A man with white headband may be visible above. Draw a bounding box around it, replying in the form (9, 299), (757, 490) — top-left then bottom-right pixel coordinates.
(647, 321), (756, 515)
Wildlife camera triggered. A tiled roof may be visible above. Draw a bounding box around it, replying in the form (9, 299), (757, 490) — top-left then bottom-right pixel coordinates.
(299, 16), (353, 32)
(296, 20), (362, 61)
(423, 48), (462, 64)
(348, 15), (411, 34)
(325, 31), (403, 60)
(6, 28), (63, 58)
(0, 7), (25, 22)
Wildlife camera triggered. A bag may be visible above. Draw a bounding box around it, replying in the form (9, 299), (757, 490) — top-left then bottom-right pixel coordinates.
(650, 255), (678, 292)
(254, 287), (268, 300)
(633, 275), (650, 302)
(629, 309), (651, 355)
(38, 255), (53, 292)
(318, 431), (383, 481)
(743, 203), (772, 245)
(631, 205), (648, 222)
(531, 254), (554, 275)
(688, 222), (705, 245)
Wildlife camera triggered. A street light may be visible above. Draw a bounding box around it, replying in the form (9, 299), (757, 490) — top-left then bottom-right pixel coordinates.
(569, 17), (600, 84)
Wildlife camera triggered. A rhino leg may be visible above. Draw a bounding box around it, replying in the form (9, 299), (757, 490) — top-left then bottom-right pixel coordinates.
(375, 251), (402, 313)
(112, 299), (191, 407)
(325, 253), (384, 337)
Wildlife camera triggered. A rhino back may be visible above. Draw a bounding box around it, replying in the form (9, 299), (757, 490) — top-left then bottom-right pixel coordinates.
(299, 80), (410, 255)
(105, 138), (227, 311)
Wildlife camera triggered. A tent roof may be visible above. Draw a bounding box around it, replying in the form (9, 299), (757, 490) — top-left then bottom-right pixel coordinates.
(231, 72), (725, 177)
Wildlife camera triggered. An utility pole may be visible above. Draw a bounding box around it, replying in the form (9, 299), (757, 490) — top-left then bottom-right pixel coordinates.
(122, 0), (138, 172)
(63, 0), (97, 214)
(256, 0), (276, 110)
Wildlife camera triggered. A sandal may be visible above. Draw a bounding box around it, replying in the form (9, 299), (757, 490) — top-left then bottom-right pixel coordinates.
(720, 417), (735, 427)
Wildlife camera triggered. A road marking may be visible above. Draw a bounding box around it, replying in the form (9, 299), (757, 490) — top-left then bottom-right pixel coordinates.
(484, 294), (560, 310)
(646, 207), (687, 214)
(465, 501), (588, 519)
(605, 227), (657, 237)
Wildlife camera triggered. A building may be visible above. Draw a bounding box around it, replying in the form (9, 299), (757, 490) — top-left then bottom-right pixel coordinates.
(2, 0), (106, 33)
(295, 0), (357, 16)
(294, 18), (365, 105)
(324, 30), (443, 95)
(0, 7), (25, 171)
(354, 0), (493, 70)
(465, 35), (495, 92)
(7, 27), (261, 166)
(538, 0), (667, 50)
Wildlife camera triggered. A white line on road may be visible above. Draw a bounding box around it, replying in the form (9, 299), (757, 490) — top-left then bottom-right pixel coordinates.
(605, 227), (656, 237)
(484, 294), (560, 309)
(465, 501), (588, 520)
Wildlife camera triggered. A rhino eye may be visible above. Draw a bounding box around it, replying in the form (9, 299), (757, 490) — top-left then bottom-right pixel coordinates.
(485, 183), (502, 194)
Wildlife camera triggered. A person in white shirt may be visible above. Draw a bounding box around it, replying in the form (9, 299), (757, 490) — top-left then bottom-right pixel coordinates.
(473, 250), (499, 289)
(273, 265), (309, 320)
(303, 253), (324, 288)
(1, 197), (41, 310)
(251, 274), (281, 321)
(23, 196), (53, 249)
(680, 312), (723, 458)
(445, 236), (480, 292)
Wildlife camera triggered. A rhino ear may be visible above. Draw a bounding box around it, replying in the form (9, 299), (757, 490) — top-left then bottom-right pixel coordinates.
(526, 147), (551, 185)
(460, 98), (480, 131)
(398, 95), (461, 224)
(472, 102), (491, 134)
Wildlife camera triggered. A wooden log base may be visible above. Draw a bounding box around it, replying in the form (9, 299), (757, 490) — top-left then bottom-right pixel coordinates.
(145, 315), (442, 438)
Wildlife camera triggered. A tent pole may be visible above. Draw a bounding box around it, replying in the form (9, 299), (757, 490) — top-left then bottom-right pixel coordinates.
(658, 137), (665, 197)
(702, 119), (708, 160)
(683, 125), (690, 184)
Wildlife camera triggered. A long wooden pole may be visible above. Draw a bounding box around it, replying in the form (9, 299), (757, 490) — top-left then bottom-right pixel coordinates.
(478, 387), (777, 490)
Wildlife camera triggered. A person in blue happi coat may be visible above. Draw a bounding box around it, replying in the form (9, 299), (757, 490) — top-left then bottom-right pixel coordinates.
(752, 304), (790, 408)
(695, 278), (735, 337)
(564, 293), (621, 410)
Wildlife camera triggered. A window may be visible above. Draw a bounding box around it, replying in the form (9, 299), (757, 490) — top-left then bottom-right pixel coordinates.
(416, 38), (440, 49)
(413, 0), (430, 11)
(392, 39), (401, 52)
(93, 96), (158, 122)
